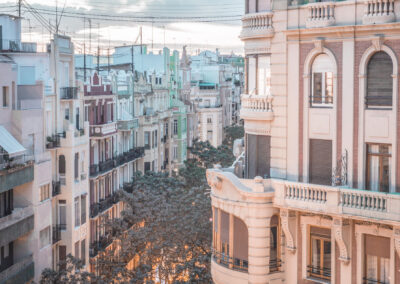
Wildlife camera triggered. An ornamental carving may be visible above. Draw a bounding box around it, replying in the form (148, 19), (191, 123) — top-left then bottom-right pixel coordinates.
(333, 218), (350, 264)
(280, 209), (296, 253)
(207, 172), (222, 191)
(372, 36), (384, 52)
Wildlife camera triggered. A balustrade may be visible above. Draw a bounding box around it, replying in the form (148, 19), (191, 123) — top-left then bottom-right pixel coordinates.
(306, 2), (335, 28)
(363, 0), (395, 24)
(240, 11), (274, 40)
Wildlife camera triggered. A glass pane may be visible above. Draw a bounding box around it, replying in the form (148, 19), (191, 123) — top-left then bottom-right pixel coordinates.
(248, 57), (256, 94)
(323, 240), (331, 276)
(381, 155), (390, 193)
(325, 72), (333, 104)
(270, 227), (277, 260)
(380, 257), (389, 284)
(312, 238), (321, 272)
(366, 254), (378, 281)
(313, 73), (323, 104)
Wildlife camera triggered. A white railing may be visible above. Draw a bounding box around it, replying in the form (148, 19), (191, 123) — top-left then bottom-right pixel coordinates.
(340, 189), (387, 212)
(306, 2), (335, 28)
(241, 94), (273, 112)
(240, 11), (274, 39)
(363, 0), (395, 24)
(285, 183), (328, 203)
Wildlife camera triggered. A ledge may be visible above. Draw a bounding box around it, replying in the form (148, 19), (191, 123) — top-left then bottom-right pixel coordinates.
(0, 163), (34, 193)
(0, 206), (34, 247)
(0, 254), (34, 284)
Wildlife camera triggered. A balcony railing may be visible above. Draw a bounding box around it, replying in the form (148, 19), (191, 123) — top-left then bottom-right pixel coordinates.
(363, 277), (388, 284)
(212, 250), (248, 273)
(240, 11), (274, 40)
(307, 265), (331, 281)
(90, 122), (117, 137)
(90, 164), (99, 177)
(306, 2), (335, 28)
(363, 0), (395, 24)
(90, 235), (113, 258)
(52, 181), (61, 197)
(52, 225), (62, 244)
(269, 259), (282, 273)
(240, 94), (274, 121)
(60, 87), (78, 100)
(46, 133), (65, 149)
(90, 194), (119, 218)
(0, 254), (34, 284)
(99, 159), (115, 173)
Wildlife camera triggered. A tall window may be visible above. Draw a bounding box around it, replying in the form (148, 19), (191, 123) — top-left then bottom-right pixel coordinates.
(59, 200), (67, 230)
(269, 215), (281, 272)
(81, 240), (86, 265)
(154, 130), (158, 147)
(309, 139), (332, 186)
(246, 134), (271, 179)
(311, 54), (334, 107)
(74, 153), (79, 180)
(40, 226), (51, 248)
(246, 55), (271, 95)
(74, 241), (80, 258)
(366, 52), (393, 108)
(173, 120), (178, 135)
(40, 184), (50, 202)
(59, 155), (66, 175)
(81, 195), (87, 225)
(364, 235), (390, 284)
(74, 197), (80, 227)
(144, 132), (150, 150)
(2, 86), (8, 107)
(308, 227), (331, 281)
(0, 189), (13, 218)
(366, 144), (391, 193)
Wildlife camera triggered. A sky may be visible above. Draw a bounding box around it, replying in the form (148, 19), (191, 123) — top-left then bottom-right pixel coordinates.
(0, 0), (244, 55)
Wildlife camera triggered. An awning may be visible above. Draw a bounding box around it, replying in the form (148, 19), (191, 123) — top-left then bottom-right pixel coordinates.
(0, 126), (26, 157)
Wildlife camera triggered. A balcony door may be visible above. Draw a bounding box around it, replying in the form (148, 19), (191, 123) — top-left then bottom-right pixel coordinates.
(309, 139), (332, 185)
(246, 134), (270, 179)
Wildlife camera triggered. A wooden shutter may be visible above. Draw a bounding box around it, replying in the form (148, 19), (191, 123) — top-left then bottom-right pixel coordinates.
(367, 52), (393, 107)
(246, 134), (270, 179)
(365, 235), (390, 258)
(309, 139), (332, 185)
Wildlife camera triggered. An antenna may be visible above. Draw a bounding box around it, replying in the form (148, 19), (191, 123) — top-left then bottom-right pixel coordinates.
(55, 0), (58, 34)
(18, 0), (21, 17)
(83, 18), (86, 82)
(97, 23), (100, 73)
(89, 19), (91, 55)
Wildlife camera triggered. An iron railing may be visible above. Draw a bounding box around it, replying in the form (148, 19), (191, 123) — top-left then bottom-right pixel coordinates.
(89, 235), (113, 258)
(212, 250), (248, 273)
(307, 265), (331, 280)
(363, 278), (388, 284)
(269, 258), (282, 272)
(90, 194), (119, 218)
(52, 225), (62, 244)
(60, 87), (78, 100)
(52, 181), (61, 197)
(46, 133), (65, 149)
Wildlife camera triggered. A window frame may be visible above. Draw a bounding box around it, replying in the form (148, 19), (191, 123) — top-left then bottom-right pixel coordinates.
(366, 143), (391, 193)
(310, 54), (334, 108)
(308, 229), (331, 281)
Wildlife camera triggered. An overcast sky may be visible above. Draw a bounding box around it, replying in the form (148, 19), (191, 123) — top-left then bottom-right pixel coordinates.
(0, 0), (244, 54)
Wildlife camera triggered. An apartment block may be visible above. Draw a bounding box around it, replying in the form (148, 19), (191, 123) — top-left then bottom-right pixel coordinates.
(208, 0), (400, 283)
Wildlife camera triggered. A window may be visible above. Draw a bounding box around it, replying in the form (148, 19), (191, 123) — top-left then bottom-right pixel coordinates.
(165, 122), (169, 137)
(257, 55), (271, 96)
(309, 139), (332, 186)
(59, 200), (66, 230)
(81, 239), (86, 264)
(2, 86), (8, 107)
(145, 162), (151, 173)
(207, 117), (212, 124)
(269, 216), (281, 272)
(75, 153), (79, 180)
(364, 235), (390, 284)
(207, 130), (213, 141)
(311, 54), (334, 106)
(173, 120), (178, 135)
(246, 134), (271, 179)
(65, 108), (69, 120)
(366, 52), (393, 108)
(59, 246), (66, 270)
(366, 144), (391, 193)
(84, 105), (89, 121)
(173, 146), (178, 160)
(154, 130), (158, 147)
(75, 241), (79, 258)
(81, 195), (86, 225)
(145, 131), (150, 150)
(40, 226), (51, 248)
(0, 189), (13, 218)
(59, 155), (66, 175)
(308, 227), (331, 281)
(152, 131), (155, 148)
(40, 184), (50, 202)
(75, 197), (80, 227)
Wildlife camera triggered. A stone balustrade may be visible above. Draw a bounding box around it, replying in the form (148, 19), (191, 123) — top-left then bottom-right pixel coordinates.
(306, 2), (335, 28)
(363, 0), (395, 24)
(240, 94), (274, 122)
(240, 11), (274, 40)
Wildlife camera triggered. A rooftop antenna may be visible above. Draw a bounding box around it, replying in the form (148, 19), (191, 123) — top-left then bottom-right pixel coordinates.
(97, 23), (100, 73)
(89, 18), (91, 55)
(18, 0), (21, 17)
(83, 18), (86, 82)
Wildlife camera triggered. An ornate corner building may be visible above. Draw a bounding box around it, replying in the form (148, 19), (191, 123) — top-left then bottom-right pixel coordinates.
(207, 0), (400, 283)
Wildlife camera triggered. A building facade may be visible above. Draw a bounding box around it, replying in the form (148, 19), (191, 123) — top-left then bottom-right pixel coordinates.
(208, 0), (400, 284)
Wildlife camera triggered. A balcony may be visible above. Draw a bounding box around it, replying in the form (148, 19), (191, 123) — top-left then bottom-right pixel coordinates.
(46, 133), (65, 149)
(363, 0), (395, 25)
(305, 2), (336, 28)
(90, 122), (117, 138)
(60, 87), (78, 100)
(52, 181), (61, 197)
(240, 94), (274, 122)
(117, 118), (139, 131)
(0, 254), (34, 284)
(211, 258), (248, 284)
(99, 159), (115, 173)
(90, 235), (113, 258)
(0, 206), (34, 247)
(0, 157), (34, 194)
(90, 194), (119, 219)
(52, 225), (62, 244)
(240, 11), (274, 40)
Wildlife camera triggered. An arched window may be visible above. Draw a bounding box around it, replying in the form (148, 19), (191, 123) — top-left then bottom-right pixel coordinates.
(270, 215), (281, 272)
(310, 54), (334, 107)
(366, 51), (393, 108)
(59, 155), (66, 175)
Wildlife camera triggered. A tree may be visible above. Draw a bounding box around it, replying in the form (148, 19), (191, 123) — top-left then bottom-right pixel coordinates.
(41, 134), (236, 283)
(223, 125), (244, 150)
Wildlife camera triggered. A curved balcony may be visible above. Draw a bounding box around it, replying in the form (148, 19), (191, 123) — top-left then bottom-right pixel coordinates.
(240, 11), (274, 40)
(211, 258), (248, 284)
(240, 94), (274, 122)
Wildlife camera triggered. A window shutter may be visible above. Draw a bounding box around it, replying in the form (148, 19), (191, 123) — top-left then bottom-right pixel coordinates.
(309, 139), (332, 185)
(367, 52), (393, 107)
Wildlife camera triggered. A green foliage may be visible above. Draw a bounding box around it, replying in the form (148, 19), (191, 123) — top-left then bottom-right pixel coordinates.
(223, 125), (244, 149)
(187, 139), (235, 169)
